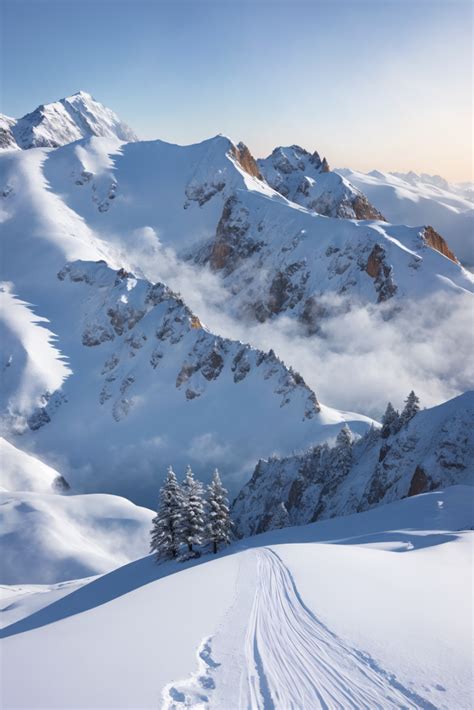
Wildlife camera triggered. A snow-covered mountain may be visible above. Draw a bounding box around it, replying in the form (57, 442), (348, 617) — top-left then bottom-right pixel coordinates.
(3, 128), (470, 332)
(233, 392), (474, 537)
(1, 92), (472, 505)
(258, 145), (384, 219)
(0, 91), (137, 150)
(1, 486), (472, 709)
(337, 168), (474, 268)
(1, 250), (372, 505)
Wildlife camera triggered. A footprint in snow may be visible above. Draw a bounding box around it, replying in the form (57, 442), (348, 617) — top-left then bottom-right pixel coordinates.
(161, 636), (220, 709)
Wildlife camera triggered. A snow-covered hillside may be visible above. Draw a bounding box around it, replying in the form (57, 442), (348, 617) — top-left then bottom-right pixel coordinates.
(0, 489), (154, 584)
(0, 439), (154, 584)
(233, 392), (474, 537)
(1, 486), (472, 709)
(0, 437), (66, 493)
(0, 91), (137, 150)
(337, 168), (474, 268)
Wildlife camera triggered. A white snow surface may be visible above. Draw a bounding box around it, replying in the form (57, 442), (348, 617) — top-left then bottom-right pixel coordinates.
(337, 168), (474, 268)
(0, 439), (154, 586)
(1, 486), (472, 709)
(0, 489), (154, 585)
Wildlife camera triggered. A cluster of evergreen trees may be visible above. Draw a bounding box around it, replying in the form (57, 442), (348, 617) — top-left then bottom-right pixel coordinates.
(150, 466), (232, 562)
(380, 390), (420, 439)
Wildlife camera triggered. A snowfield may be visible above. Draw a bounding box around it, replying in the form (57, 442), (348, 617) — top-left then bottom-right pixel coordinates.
(1, 486), (472, 709)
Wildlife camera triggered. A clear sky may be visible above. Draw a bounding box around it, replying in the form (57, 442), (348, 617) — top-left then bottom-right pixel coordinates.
(1, 0), (472, 180)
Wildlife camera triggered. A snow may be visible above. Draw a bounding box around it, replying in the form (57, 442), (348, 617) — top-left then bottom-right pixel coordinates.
(0, 437), (60, 493)
(1, 486), (472, 709)
(0, 439), (154, 584)
(0, 489), (154, 584)
(337, 168), (474, 268)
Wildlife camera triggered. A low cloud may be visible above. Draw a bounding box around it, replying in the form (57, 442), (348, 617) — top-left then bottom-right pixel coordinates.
(107, 225), (473, 420)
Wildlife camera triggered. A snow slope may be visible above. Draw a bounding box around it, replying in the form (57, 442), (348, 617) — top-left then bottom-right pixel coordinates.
(0, 490), (154, 584)
(1, 486), (472, 709)
(0, 439), (154, 584)
(337, 168), (474, 268)
(0, 437), (65, 493)
(0, 91), (137, 150)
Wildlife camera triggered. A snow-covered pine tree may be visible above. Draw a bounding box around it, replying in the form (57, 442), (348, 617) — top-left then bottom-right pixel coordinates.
(206, 469), (232, 554)
(271, 502), (290, 530)
(381, 402), (400, 438)
(400, 390), (420, 427)
(150, 466), (183, 561)
(180, 465), (205, 554)
(363, 423), (381, 446)
(331, 424), (353, 475)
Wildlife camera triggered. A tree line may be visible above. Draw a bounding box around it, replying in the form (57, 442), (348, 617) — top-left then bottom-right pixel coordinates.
(150, 466), (232, 562)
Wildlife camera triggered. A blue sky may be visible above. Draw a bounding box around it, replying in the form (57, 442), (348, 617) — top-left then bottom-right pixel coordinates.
(1, 0), (472, 179)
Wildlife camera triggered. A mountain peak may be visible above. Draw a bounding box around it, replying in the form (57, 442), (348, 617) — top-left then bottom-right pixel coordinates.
(1, 91), (137, 150)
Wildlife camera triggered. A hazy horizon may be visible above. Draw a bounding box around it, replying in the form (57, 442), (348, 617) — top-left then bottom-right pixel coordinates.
(1, 0), (472, 181)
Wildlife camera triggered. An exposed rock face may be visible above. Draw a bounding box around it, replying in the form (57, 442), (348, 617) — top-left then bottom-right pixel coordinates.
(58, 259), (320, 425)
(208, 196), (263, 272)
(422, 226), (458, 263)
(352, 194), (384, 220)
(407, 465), (434, 497)
(364, 244), (397, 302)
(230, 142), (263, 180)
(0, 116), (19, 150)
(232, 392), (474, 537)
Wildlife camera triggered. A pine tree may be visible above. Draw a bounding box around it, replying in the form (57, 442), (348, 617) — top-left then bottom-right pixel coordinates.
(206, 469), (232, 554)
(180, 466), (205, 554)
(331, 424), (353, 475)
(150, 466), (183, 561)
(400, 390), (420, 427)
(271, 502), (290, 530)
(381, 402), (400, 438)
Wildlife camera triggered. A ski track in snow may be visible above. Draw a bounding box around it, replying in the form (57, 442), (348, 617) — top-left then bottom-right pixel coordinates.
(162, 547), (438, 710)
